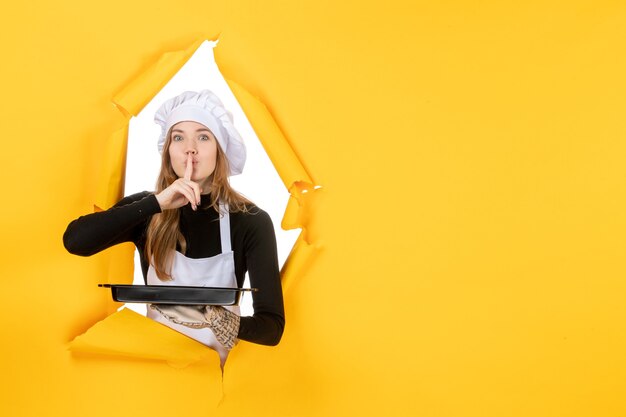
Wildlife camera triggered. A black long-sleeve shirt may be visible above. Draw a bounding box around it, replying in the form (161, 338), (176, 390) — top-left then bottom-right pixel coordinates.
(63, 192), (284, 346)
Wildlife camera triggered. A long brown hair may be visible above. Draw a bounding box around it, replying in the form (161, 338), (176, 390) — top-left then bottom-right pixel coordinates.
(146, 128), (251, 281)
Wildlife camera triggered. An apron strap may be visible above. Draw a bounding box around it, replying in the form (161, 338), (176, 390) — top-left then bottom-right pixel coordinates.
(219, 202), (231, 253)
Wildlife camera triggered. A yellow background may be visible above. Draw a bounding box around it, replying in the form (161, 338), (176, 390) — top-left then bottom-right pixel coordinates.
(2, 1), (626, 416)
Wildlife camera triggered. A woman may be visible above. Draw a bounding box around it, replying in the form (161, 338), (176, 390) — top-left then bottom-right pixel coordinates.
(64, 90), (285, 365)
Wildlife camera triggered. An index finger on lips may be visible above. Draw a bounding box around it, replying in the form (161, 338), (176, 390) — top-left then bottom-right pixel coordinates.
(182, 177), (200, 207)
(184, 153), (193, 181)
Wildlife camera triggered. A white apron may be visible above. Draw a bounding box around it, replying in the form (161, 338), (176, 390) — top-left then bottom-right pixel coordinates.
(146, 203), (239, 364)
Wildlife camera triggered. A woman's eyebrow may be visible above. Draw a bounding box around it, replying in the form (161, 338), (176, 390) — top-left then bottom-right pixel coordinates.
(171, 128), (211, 133)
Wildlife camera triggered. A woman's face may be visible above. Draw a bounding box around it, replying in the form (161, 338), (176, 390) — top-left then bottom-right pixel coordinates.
(168, 121), (218, 192)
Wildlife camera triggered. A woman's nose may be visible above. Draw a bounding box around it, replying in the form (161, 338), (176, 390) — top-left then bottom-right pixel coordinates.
(185, 148), (197, 155)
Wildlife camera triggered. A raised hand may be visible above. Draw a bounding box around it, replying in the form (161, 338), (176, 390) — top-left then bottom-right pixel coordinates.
(155, 153), (202, 211)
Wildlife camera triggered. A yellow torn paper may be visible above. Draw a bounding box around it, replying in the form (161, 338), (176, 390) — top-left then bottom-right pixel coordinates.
(113, 39), (206, 117)
(226, 80), (313, 190)
(69, 308), (217, 367)
(226, 79), (321, 284)
(7, 2), (626, 417)
(94, 126), (128, 211)
(79, 38), (320, 362)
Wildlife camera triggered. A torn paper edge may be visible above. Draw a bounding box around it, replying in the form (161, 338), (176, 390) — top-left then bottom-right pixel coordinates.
(81, 37), (320, 363)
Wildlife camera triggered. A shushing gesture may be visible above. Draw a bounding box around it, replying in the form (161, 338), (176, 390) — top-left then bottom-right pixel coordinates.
(155, 153), (202, 211)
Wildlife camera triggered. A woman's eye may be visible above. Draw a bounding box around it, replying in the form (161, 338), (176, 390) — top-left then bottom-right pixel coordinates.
(199, 135), (210, 141)
(172, 135), (183, 142)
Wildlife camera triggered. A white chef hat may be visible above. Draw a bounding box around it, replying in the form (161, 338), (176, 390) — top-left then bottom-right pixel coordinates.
(154, 90), (246, 176)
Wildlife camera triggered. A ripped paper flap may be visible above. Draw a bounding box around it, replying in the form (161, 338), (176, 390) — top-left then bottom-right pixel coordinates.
(113, 40), (205, 116)
(94, 126), (128, 211)
(69, 308), (217, 367)
(227, 80), (313, 190)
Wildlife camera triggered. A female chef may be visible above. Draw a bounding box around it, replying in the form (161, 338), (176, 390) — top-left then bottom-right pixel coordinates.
(64, 90), (285, 365)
